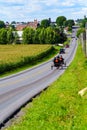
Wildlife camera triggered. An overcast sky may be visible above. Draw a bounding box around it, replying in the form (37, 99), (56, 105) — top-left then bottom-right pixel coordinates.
(0, 0), (87, 23)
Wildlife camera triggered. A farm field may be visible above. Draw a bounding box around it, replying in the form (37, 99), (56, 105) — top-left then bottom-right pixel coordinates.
(0, 44), (52, 64)
(0, 44), (55, 76)
(5, 43), (87, 130)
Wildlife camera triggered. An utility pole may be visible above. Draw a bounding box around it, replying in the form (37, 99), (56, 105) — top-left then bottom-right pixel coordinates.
(81, 28), (86, 56)
(85, 23), (87, 57)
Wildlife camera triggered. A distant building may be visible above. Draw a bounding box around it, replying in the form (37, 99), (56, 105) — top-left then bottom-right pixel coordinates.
(13, 31), (23, 43)
(16, 24), (27, 31)
(16, 19), (39, 31)
(17, 31), (23, 41)
(27, 19), (39, 29)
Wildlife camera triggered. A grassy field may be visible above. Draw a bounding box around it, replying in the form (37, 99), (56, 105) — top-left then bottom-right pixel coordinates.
(0, 44), (58, 76)
(0, 44), (52, 64)
(5, 43), (87, 130)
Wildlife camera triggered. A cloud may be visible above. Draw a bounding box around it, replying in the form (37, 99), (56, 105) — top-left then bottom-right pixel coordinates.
(39, 0), (59, 6)
(72, 7), (87, 15)
(0, 0), (87, 22)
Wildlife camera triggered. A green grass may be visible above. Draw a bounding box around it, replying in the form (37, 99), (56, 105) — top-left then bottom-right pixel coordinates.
(5, 43), (87, 130)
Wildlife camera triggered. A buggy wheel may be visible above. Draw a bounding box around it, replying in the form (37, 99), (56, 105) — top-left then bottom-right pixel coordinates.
(51, 65), (53, 70)
(64, 62), (66, 66)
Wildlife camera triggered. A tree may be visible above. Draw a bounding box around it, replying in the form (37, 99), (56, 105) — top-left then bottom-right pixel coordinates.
(68, 20), (75, 27)
(64, 19), (75, 27)
(41, 19), (50, 28)
(81, 19), (87, 28)
(7, 29), (14, 44)
(22, 27), (35, 44)
(60, 32), (67, 43)
(0, 28), (7, 44)
(33, 28), (41, 44)
(64, 19), (75, 31)
(39, 28), (46, 44)
(63, 20), (68, 27)
(56, 16), (66, 27)
(0, 20), (5, 28)
(76, 28), (85, 38)
(11, 21), (16, 24)
(9, 25), (15, 30)
(45, 27), (55, 44)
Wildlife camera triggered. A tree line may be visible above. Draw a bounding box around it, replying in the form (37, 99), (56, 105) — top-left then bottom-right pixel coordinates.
(0, 27), (67, 44)
(22, 27), (67, 44)
(0, 16), (75, 44)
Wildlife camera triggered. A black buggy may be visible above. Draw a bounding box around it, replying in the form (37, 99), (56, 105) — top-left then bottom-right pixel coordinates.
(59, 48), (65, 54)
(51, 55), (66, 69)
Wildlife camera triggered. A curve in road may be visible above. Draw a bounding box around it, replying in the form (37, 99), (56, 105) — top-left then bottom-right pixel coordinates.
(0, 29), (78, 125)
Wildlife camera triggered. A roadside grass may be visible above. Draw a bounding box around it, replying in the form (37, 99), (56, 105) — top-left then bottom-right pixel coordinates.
(0, 44), (60, 77)
(5, 43), (87, 130)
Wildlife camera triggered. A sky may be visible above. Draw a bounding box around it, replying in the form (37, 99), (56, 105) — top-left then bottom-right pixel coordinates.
(0, 0), (87, 23)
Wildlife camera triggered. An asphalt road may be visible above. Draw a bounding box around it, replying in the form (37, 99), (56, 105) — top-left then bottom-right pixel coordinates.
(0, 28), (78, 125)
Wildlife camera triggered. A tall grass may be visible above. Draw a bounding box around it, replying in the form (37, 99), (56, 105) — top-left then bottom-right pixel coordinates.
(5, 43), (87, 130)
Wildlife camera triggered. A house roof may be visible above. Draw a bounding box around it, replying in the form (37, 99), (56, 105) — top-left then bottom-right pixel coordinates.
(16, 19), (39, 31)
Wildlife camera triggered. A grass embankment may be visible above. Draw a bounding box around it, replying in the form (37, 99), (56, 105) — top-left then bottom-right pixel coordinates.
(0, 44), (59, 77)
(6, 43), (87, 130)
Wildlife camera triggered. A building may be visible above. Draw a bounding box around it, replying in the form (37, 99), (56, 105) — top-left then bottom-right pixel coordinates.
(16, 24), (27, 31)
(16, 19), (39, 31)
(27, 19), (39, 29)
